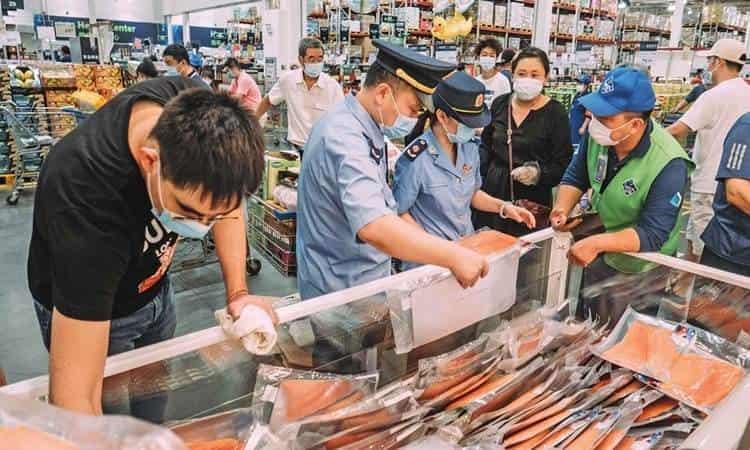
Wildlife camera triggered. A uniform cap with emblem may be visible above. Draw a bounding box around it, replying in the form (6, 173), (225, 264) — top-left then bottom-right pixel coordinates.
(372, 39), (456, 95)
(432, 71), (491, 129)
(579, 66), (655, 118)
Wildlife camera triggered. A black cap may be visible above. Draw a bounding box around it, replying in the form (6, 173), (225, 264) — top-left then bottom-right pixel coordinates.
(372, 39), (455, 94)
(500, 48), (516, 65)
(433, 71), (491, 129)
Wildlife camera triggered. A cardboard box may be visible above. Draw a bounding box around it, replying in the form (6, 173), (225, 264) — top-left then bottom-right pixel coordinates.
(479, 1), (494, 26)
(264, 152), (300, 200)
(509, 2), (525, 28)
(494, 5), (507, 27)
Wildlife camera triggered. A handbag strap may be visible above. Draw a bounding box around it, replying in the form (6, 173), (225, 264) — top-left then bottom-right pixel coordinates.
(506, 100), (515, 202)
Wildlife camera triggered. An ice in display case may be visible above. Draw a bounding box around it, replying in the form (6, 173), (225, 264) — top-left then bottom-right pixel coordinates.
(2, 229), (749, 449)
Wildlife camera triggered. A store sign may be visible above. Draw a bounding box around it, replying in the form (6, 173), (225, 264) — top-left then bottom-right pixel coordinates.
(583, 24), (594, 34)
(382, 14), (397, 24)
(369, 23), (380, 39)
(190, 26), (227, 48)
(1, 0), (23, 12)
(639, 41), (659, 52)
(54, 21), (77, 38)
(340, 24), (350, 43)
(435, 44), (457, 63)
(320, 26), (329, 43)
(575, 42), (593, 51)
(395, 21), (406, 38)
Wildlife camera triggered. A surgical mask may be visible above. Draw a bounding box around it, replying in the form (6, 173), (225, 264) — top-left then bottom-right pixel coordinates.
(588, 116), (636, 147)
(148, 160), (213, 239)
(380, 90), (418, 140)
(446, 121), (475, 144)
(304, 62), (324, 78)
(513, 77), (544, 101)
(479, 56), (496, 72)
(578, 84), (588, 93)
(166, 66), (179, 77)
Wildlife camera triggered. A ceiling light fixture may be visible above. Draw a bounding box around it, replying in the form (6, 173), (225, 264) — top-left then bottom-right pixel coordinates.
(667, 3), (676, 12)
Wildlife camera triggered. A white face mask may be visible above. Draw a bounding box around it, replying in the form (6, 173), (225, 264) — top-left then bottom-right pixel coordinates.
(588, 116), (637, 147)
(479, 56), (496, 72)
(513, 77), (544, 101)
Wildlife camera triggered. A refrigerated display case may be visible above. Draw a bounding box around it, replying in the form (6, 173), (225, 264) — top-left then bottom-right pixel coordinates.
(2, 228), (749, 449)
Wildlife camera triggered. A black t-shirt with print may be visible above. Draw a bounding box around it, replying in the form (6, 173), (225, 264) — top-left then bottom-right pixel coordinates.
(28, 77), (205, 321)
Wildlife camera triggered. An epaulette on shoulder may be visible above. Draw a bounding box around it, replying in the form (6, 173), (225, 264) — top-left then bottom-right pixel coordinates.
(404, 138), (429, 161)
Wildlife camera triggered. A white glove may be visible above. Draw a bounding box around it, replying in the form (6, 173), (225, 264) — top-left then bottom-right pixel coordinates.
(215, 305), (278, 355)
(510, 163), (541, 186)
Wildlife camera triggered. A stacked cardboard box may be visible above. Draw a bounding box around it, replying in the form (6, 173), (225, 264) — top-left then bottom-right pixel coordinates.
(494, 5), (507, 27)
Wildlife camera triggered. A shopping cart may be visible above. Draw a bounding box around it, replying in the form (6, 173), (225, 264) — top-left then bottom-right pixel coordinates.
(0, 103), (76, 205)
(247, 195), (296, 277)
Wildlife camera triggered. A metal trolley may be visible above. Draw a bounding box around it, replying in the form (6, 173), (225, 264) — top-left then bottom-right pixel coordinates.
(247, 195), (296, 277)
(0, 103), (78, 205)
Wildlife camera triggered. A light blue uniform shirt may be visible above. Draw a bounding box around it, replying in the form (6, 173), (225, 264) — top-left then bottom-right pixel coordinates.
(296, 94), (397, 299)
(393, 130), (482, 269)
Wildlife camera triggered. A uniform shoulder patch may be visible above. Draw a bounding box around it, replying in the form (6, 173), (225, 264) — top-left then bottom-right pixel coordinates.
(404, 139), (429, 161)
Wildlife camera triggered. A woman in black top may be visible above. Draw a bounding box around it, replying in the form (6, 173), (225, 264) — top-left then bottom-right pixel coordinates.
(474, 47), (573, 236)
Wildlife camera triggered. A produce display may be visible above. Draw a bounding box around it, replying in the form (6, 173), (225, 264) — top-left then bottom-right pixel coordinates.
(93, 64), (125, 99)
(40, 66), (77, 89)
(8, 66), (41, 90)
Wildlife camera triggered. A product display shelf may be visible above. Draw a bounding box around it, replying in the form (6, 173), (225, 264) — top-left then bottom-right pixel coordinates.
(3, 228), (749, 448)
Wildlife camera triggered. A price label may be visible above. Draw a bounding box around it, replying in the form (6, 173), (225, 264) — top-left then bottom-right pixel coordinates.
(395, 21), (406, 38)
(369, 23), (380, 39)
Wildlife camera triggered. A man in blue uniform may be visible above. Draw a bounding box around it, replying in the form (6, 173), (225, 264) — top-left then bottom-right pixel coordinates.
(700, 113), (750, 277)
(296, 41), (490, 300)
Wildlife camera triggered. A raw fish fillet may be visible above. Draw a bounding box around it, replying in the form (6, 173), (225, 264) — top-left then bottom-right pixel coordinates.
(502, 409), (572, 446)
(278, 379), (353, 422)
(186, 439), (240, 450)
(458, 230), (517, 255)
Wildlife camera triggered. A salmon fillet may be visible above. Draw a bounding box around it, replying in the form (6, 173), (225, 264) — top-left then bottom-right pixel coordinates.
(564, 417), (609, 450)
(458, 230), (517, 255)
(612, 436), (636, 449)
(279, 379), (353, 422)
(635, 397), (678, 423)
(535, 422), (578, 449)
(600, 321), (651, 370)
(660, 353), (745, 408)
(505, 430), (548, 450)
(594, 428), (629, 450)
(502, 409), (572, 446)
(185, 439), (240, 450)
(418, 369), (477, 401)
(446, 373), (514, 410)
(643, 327), (681, 380)
(506, 394), (577, 434)
(319, 391), (366, 415)
(603, 380), (643, 406)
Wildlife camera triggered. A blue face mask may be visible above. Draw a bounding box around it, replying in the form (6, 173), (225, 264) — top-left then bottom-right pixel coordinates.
(381, 91), (418, 140)
(148, 161), (213, 239)
(304, 62), (324, 78)
(166, 66), (179, 77)
(447, 121), (476, 144)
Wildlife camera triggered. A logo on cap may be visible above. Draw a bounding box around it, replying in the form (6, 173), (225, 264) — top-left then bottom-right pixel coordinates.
(475, 94), (484, 107)
(601, 78), (615, 95)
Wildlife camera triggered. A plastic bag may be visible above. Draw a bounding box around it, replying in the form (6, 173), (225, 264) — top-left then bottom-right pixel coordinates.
(592, 307), (750, 412)
(250, 364), (379, 431)
(0, 393), (185, 450)
(168, 408), (255, 449)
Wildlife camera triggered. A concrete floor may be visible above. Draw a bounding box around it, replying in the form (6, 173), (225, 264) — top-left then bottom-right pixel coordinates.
(0, 191), (297, 384)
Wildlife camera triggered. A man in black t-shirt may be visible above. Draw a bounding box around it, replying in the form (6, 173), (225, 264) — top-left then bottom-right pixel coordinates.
(27, 77), (273, 414)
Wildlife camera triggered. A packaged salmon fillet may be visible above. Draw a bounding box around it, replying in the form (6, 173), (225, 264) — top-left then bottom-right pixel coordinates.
(458, 229), (518, 256)
(274, 386), (419, 444)
(184, 439), (241, 450)
(251, 364), (379, 431)
(334, 420), (426, 450)
(169, 408), (255, 446)
(0, 392), (185, 450)
(593, 308), (750, 412)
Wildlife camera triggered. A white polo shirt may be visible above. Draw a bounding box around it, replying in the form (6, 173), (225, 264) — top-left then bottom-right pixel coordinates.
(680, 77), (750, 194)
(267, 69), (344, 147)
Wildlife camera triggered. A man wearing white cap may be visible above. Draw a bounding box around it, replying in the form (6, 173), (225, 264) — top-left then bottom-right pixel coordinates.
(668, 39), (750, 261)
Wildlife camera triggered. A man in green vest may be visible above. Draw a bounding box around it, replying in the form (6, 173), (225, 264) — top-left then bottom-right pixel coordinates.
(550, 66), (693, 318)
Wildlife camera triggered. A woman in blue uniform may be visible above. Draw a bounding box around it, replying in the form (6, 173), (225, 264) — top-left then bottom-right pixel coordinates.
(394, 71), (535, 270)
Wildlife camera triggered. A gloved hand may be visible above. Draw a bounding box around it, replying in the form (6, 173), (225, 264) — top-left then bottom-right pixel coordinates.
(510, 162), (541, 186)
(216, 304), (278, 355)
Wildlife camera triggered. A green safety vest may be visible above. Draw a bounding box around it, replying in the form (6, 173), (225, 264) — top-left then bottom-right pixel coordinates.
(586, 120), (694, 274)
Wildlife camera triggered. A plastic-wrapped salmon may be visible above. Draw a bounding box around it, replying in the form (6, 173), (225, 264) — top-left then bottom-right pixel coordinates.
(458, 230), (517, 256)
(185, 439), (241, 450)
(564, 409), (620, 450)
(658, 352), (745, 410)
(603, 380), (643, 407)
(530, 410), (592, 449)
(251, 365), (379, 431)
(501, 409), (574, 446)
(446, 373), (514, 411)
(634, 397), (678, 423)
(335, 421), (425, 450)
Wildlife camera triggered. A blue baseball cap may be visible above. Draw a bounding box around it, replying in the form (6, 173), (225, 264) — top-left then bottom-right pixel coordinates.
(579, 67), (655, 117)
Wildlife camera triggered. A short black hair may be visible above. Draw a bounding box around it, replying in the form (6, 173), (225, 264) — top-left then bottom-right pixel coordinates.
(298, 37), (324, 59)
(61, 45), (70, 55)
(475, 37), (502, 58)
(499, 48), (516, 64)
(163, 44), (189, 64)
(150, 89), (265, 208)
(511, 46), (550, 75)
(625, 110), (653, 122)
(364, 62), (401, 89)
(726, 59), (744, 73)
(136, 57), (158, 78)
(224, 57), (241, 70)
